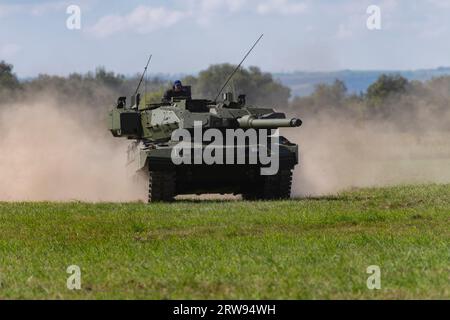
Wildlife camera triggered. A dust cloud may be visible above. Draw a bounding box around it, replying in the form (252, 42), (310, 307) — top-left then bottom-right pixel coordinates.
(291, 114), (450, 196)
(0, 98), (144, 202)
(1, 96), (449, 202)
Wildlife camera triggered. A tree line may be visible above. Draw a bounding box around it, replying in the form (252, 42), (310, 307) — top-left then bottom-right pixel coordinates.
(1, 60), (449, 130)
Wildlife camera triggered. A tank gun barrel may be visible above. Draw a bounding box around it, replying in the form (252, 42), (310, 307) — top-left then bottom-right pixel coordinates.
(237, 115), (302, 129)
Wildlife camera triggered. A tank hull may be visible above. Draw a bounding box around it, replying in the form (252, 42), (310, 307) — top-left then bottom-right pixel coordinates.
(127, 141), (299, 200)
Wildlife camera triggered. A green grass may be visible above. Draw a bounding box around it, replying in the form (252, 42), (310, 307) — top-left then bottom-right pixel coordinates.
(0, 184), (449, 299)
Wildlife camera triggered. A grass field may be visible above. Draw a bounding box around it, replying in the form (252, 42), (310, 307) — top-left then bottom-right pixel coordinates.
(0, 184), (449, 299)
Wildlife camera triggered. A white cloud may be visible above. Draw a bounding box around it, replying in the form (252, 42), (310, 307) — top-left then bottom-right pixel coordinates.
(427, 0), (450, 9)
(0, 2), (68, 17)
(30, 1), (69, 16)
(257, 0), (307, 15)
(89, 6), (188, 38)
(195, 0), (248, 25)
(89, 0), (309, 36)
(198, 0), (247, 13)
(0, 43), (21, 58)
(89, 1), (248, 36)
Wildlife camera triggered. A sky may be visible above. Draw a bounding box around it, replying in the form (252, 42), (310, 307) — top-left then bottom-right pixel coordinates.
(1, 0), (450, 77)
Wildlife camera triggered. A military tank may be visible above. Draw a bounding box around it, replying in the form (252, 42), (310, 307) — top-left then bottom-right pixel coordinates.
(108, 89), (302, 202)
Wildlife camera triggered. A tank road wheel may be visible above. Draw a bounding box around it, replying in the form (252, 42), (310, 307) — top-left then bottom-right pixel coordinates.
(242, 169), (293, 201)
(148, 170), (176, 202)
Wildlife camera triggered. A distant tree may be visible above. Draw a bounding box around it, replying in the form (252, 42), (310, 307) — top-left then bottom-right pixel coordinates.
(142, 88), (166, 104)
(289, 79), (350, 116)
(364, 74), (413, 119)
(182, 64), (291, 107)
(0, 61), (21, 90)
(313, 79), (347, 107)
(94, 67), (125, 88)
(366, 74), (409, 106)
(423, 76), (450, 108)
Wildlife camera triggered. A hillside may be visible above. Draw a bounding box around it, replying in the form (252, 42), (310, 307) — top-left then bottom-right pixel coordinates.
(275, 67), (450, 97)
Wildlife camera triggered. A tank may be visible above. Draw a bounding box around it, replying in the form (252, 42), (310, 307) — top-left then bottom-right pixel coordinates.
(108, 89), (302, 202)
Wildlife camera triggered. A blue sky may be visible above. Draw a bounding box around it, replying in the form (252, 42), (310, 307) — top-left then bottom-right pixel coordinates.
(1, 0), (450, 77)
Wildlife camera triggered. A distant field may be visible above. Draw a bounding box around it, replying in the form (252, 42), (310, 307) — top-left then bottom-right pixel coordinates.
(0, 184), (449, 299)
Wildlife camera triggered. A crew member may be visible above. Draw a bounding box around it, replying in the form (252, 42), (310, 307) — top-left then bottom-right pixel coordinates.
(162, 80), (189, 102)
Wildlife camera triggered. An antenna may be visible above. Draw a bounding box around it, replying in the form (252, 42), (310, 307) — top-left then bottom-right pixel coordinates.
(214, 34), (263, 102)
(144, 65), (147, 106)
(134, 54), (152, 96)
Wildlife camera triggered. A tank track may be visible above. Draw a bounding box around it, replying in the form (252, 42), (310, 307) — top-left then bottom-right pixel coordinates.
(147, 168), (293, 202)
(242, 169), (293, 200)
(148, 170), (176, 202)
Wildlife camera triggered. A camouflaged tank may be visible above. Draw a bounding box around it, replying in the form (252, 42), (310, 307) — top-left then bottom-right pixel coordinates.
(108, 89), (302, 202)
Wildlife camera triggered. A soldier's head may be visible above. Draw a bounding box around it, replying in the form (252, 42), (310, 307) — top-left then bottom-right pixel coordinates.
(173, 80), (182, 92)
